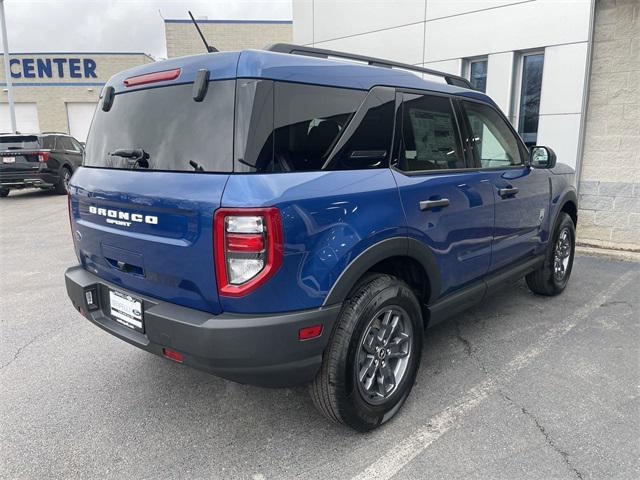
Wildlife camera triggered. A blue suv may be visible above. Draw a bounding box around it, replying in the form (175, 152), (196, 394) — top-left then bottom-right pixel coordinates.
(65, 44), (578, 431)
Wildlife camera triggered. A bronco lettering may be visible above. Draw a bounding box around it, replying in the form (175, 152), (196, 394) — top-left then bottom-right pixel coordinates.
(88, 205), (158, 225)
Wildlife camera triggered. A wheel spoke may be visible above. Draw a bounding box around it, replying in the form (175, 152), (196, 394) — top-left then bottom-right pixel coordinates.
(376, 310), (393, 343)
(359, 356), (376, 384)
(378, 363), (396, 396)
(362, 334), (377, 354)
(386, 314), (400, 343)
(388, 345), (408, 359)
(376, 369), (386, 397)
(391, 332), (409, 347)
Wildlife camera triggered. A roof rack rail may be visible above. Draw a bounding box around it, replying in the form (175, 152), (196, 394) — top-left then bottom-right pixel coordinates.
(265, 43), (474, 90)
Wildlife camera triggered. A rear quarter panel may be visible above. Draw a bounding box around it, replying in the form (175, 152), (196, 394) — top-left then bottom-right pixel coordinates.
(221, 169), (406, 313)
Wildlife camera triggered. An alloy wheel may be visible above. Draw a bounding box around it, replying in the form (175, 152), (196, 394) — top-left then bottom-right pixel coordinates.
(553, 227), (571, 282)
(63, 169), (71, 192)
(356, 306), (413, 405)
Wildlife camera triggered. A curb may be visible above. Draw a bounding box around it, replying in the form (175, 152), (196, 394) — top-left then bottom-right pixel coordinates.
(577, 245), (640, 263)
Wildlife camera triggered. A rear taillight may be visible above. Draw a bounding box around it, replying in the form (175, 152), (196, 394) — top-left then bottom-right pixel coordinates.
(214, 207), (283, 297)
(68, 194), (74, 241)
(37, 152), (49, 163)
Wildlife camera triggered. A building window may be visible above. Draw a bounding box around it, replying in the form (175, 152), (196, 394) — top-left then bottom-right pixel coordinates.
(517, 53), (544, 147)
(468, 59), (488, 93)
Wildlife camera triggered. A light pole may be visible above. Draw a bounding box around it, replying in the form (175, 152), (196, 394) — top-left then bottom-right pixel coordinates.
(0, 0), (16, 133)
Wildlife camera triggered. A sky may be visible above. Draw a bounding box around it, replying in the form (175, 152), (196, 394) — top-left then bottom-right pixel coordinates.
(1, 0), (292, 59)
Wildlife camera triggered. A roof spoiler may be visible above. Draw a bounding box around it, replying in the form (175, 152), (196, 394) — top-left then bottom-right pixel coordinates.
(264, 43), (474, 90)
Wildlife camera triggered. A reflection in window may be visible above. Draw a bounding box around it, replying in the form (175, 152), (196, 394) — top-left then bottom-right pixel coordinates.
(518, 53), (544, 147)
(398, 94), (465, 172)
(273, 83), (365, 172)
(463, 101), (523, 168)
(469, 60), (488, 93)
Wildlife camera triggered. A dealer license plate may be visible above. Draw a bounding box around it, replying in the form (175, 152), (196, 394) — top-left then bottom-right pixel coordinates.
(109, 289), (144, 332)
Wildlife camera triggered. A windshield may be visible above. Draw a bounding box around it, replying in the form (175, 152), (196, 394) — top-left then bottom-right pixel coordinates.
(0, 135), (40, 150)
(84, 80), (234, 172)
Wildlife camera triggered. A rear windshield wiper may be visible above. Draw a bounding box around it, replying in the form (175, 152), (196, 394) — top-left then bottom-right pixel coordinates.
(109, 148), (150, 169)
(189, 160), (205, 172)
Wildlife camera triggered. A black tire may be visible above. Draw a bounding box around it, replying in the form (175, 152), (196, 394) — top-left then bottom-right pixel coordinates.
(0, 188), (9, 197)
(310, 274), (423, 431)
(526, 212), (575, 296)
(55, 166), (72, 195)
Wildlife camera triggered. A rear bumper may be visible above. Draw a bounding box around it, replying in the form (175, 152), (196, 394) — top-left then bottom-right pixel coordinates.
(64, 265), (341, 387)
(0, 171), (57, 189)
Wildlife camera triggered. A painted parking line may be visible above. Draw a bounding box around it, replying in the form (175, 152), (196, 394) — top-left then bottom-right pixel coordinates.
(351, 269), (638, 480)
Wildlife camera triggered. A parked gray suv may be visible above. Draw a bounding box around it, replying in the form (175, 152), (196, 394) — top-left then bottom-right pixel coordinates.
(0, 132), (84, 197)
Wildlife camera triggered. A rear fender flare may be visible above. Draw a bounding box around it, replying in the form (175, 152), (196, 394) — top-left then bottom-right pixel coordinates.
(322, 237), (440, 306)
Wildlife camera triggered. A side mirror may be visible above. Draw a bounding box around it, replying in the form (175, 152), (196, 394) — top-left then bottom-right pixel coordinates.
(529, 146), (556, 169)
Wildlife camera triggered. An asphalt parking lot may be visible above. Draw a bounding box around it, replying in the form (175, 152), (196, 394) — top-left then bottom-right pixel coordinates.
(1, 188), (638, 480)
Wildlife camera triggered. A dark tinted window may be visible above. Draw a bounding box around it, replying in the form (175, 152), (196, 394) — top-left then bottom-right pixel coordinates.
(327, 86), (395, 170)
(463, 101), (523, 167)
(57, 136), (75, 151)
(69, 137), (83, 151)
(398, 94), (464, 172)
(234, 79), (274, 172)
(273, 83), (365, 172)
(0, 135), (40, 150)
(518, 53), (544, 147)
(85, 81), (234, 172)
(41, 136), (56, 150)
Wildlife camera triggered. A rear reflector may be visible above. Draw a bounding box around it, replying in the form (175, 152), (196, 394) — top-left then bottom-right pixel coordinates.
(299, 324), (323, 341)
(162, 348), (184, 363)
(124, 68), (181, 87)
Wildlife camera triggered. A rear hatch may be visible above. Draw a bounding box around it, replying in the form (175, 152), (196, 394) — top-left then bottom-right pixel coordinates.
(0, 135), (45, 179)
(70, 60), (237, 314)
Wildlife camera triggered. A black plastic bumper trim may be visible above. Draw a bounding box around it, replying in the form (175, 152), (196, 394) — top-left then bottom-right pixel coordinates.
(65, 265), (341, 387)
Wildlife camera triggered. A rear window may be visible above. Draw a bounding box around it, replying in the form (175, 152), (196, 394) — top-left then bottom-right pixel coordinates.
(84, 80), (234, 172)
(0, 135), (40, 150)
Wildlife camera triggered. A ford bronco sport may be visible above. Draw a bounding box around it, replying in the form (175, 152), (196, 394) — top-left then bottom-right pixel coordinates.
(64, 44), (577, 431)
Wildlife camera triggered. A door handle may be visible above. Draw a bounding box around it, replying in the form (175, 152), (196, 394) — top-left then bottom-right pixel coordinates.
(498, 187), (519, 197)
(419, 198), (450, 211)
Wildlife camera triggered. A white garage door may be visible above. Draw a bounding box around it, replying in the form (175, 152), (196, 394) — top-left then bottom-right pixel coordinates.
(66, 102), (98, 142)
(0, 103), (40, 133)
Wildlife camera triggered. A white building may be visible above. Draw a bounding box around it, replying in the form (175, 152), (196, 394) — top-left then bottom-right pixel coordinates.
(293, 0), (639, 251)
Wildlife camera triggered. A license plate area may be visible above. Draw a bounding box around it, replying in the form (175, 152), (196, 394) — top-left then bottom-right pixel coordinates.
(109, 289), (144, 333)
(2, 156), (15, 163)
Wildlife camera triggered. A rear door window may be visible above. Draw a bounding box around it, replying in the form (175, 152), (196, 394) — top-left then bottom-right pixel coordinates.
(84, 80), (235, 172)
(397, 93), (465, 172)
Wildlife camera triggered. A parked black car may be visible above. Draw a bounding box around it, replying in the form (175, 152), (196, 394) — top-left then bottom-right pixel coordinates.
(0, 132), (83, 197)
